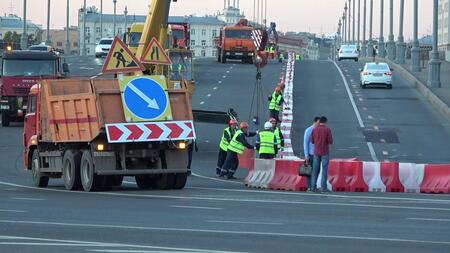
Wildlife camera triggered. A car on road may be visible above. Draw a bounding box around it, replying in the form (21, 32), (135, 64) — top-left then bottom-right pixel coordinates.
(95, 38), (114, 58)
(28, 43), (53, 52)
(338, 44), (359, 62)
(359, 62), (393, 89)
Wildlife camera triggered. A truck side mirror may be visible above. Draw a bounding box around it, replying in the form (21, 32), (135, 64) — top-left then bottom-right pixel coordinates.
(63, 63), (70, 73)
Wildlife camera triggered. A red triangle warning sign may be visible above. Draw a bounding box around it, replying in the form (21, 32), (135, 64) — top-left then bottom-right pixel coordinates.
(102, 36), (145, 74)
(141, 37), (172, 65)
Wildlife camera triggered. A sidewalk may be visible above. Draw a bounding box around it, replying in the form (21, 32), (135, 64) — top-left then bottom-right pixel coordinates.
(380, 57), (450, 119)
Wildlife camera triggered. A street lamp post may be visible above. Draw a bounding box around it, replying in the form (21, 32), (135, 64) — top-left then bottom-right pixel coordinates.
(348, 0), (351, 43)
(411, 0), (421, 72)
(396, 0), (406, 63)
(100, 0), (103, 38)
(343, 12), (346, 44)
(378, 0), (386, 58)
(361, 0), (367, 57)
(357, 0), (360, 48)
(427, 0), (441, 87)
(65, 0), (70, 55)
(46, 0), (51, 45)
(367, 0), (374, 57)
(124, 6), (128, 38)
(352, 0), (355, 44)
(344, 3), (348, 43)
(386, 0), (395, 60)
(113, 0), (117, 37)
(20, 0), (27, 50)
(82, 0), (86, 56)
(338, 19), (342, 48)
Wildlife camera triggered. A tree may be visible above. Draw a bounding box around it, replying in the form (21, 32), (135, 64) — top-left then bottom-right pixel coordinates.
(3, 31), (21, 44)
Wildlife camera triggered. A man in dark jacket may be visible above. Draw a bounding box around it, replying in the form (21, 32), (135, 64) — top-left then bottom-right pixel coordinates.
(216, 119), (238, 175)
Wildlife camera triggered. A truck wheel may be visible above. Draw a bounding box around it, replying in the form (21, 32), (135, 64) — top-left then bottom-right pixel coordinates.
(221, 52), (226, 63)
(217, 49), (221, 62)
(31, 150), (49, 188)
(173, 173), (188, 189)
(154, 174), (176, 190)
(62, 150), (82, 191)
(80, 150), (101, 192)
(135, 175), (153, 189)
(1, 113), (10, 127)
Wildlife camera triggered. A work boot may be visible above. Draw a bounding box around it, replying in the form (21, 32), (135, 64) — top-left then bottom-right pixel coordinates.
(216, 167), (221, 176)
(226, 175), (237, 180)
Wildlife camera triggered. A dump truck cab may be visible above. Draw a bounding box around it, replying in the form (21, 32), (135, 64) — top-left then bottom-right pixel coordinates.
(217, 19), (256, 64)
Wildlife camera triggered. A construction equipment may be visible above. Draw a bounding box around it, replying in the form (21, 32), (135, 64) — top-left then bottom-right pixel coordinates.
(216, 19), (256, 64)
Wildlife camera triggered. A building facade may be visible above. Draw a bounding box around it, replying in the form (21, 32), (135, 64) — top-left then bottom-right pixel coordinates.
(438, 0), (450, 61)
(78, 9), (225, 57)
(217, 0), (245, 25)
(41, 27), (80, 54)
(0, 14), (42, 44)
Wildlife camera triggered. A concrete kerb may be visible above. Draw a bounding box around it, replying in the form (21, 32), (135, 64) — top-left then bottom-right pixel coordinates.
(370, 58), (450, 120)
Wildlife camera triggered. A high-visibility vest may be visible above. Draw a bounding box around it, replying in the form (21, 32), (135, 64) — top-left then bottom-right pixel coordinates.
(274, 127), (282, 149)
(219, 127), (234, 151)
(258, 130), (276, 155)
(228, 130), (245, 154)
(295, 54), (301, 61)
(269, 91), (282, 111)
(279, 53), (284, 59)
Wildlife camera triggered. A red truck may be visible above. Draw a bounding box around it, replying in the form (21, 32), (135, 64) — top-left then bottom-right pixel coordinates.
(216, 19), (256, 64)
(0, 50), (68, 126)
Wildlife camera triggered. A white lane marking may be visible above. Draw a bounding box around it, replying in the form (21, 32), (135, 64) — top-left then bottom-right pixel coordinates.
(1, 220), (449, 245)
(382, 151), (389, 155)
(368, 115), (373, 119)
(0, 235), (239, 253)
(170, 205), (222, 210)
(0, 209), (27, 213)
(213, 86), (218, 90)
(374, 126), (379, 130)
(200, 101), (205, 105)
(222, 75), (226, 78)
(0, 242), (93, 246)
(207, 220), (282, 225)
(218, 80), (222, 84)
(1, 181), (450, 209)
(226, 70), (230, 73)
(407, 218), (450, 222)
(11, 197), (44, 201)
(207, 94), (211, 97)
(331, 60), (378, 162)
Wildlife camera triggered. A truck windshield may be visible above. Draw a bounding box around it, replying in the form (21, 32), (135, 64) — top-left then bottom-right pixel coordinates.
(129, 32), (142, 47)
(170, 52), (193, 81)
(225, 29), (252, 39)
(2, 59), (57, 77)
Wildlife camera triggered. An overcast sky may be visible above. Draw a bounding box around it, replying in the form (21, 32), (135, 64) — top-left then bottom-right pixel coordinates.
(3, 0), (432, 40)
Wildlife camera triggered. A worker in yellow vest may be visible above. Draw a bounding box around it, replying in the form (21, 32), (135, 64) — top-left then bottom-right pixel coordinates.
(255, 122), (278, 159)
(295, 54), (301, 61)
(216, 119), (238, 176)
(219, 122), (255, 179)
(270, 117), (284, 155)
(268, 86), (284, 122)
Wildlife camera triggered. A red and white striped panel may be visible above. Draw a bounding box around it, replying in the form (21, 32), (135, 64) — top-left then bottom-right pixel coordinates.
(281, 52), (297, 159)
(105, 120), (196, 143)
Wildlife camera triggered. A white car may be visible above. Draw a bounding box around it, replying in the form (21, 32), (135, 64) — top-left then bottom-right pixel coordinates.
(338, 44), (359, 62)
(95, 38), (114, 58)
(360, 62), (393, 89)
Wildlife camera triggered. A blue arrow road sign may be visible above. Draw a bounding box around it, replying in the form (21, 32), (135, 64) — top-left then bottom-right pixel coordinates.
(123, 76), (168, 120)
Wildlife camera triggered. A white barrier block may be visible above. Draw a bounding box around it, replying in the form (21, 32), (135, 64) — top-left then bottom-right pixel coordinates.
(316, 163), (332, 191)
(362, 162), (386, 192)
(399, 163), (425, 193)
(247, 159), (276, 189)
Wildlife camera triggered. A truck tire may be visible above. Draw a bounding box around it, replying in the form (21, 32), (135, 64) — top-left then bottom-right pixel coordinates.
(135, 175), (153, 189)
(1, 113), (10, 127)
(221, 51), (226, 63)
(154, 173), (176, 190)
(217, 49), (221, 62)
(173, 173), (188, 189)
(80, 150), (101, 192)
(31, 150), (49, 188)
(62, 150), (82, 191)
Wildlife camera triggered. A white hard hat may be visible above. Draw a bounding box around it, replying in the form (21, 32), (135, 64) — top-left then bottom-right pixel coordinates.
(264, 122), (272, 130)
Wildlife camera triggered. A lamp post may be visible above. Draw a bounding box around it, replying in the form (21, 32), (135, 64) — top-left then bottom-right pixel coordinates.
(46, 0), (51, 45)
(65, 0), (70, 54)
(348, 0), (351, 43)
(124, 6), (128, 38)
(427, 0), (441, 87)
(386, 0), (395, 60)
(20, 0), (27, 50)
(357, 0), (360, 48)
(352, 0), (355, 44)
(100, 0), (103, 38)
(338, 19), (342, 48)
(411, 0), (420, 72)
(343, 12), (346, 44)
(82, 0), (86, 56)
(344, 3), (348, 43)
(113, 0), (117, 36)
(378, 0), (386, 58)
(361, 0), (367, 57)
(367, 0), (374, 57)
(396, 0), (406, 63)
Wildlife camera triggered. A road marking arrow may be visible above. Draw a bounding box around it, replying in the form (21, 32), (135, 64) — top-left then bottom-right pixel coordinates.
(127, 83), (160, 110)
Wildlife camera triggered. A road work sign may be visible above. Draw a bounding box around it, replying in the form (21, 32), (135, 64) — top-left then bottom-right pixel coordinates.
(141, 37), (172, 65)
(119, 75), (173, 122)
(102, 37), (145, 74)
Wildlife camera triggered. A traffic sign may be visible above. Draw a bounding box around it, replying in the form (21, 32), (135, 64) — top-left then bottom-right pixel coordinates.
(119, 75), (173, 122)
(102, 37), (145, 74)
(141, 37), (172, 65)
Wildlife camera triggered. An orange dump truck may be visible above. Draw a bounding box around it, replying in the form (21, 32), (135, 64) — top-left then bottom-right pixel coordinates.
(216, 19), (256, 64)
(23, 76), (195, 191)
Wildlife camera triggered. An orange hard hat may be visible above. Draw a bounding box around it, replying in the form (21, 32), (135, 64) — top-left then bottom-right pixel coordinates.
(229, 119), (238, 126)
(278, 83), (285, 89)
(269, 117), (277, 123)
(275, 86), (281, 92)
(240, 122), (249, 129)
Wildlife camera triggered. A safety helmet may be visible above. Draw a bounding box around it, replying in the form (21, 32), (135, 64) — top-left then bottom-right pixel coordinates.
(269, 117), (277, 123)
(264, 122), (272, 130)
(275, 86), (282, 92)
(240, 122), (249, 129)
(278, 83), (285, 90)
(229, 119), (238, 126)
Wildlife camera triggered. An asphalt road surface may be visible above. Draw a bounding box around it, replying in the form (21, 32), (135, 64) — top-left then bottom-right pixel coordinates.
(0, 55), (449, 253)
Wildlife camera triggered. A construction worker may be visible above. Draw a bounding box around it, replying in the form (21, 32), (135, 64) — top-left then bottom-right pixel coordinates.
(278, 52), (284, 63)
(255, 121), (278, 159)
(220, 122), (255, 179)
(216, 119), (238, 176)
(268, 86), (284, 122)
(295, 54), (301, 61)
(270, 117), (284, 155)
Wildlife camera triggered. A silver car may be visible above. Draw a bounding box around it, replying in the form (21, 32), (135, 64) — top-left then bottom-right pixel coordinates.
(360, 62), (393, 89)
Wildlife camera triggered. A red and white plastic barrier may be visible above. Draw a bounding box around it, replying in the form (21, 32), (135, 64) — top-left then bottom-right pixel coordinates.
(280, 52), (296, 159)
(244, 159), (276, 189)
(269, 159), (308, 191)
(421, 164), (450, 193)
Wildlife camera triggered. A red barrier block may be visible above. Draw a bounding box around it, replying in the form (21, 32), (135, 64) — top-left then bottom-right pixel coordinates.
(239, 149), (255, 170)
(268, 159), (308, 191)
(420, 164), (450, 194)
(380, 162), (405, 192)
(328, 160), (368, 192)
